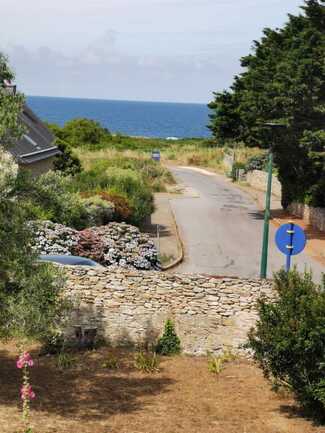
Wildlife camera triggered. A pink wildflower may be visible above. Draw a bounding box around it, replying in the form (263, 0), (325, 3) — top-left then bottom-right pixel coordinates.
(20, 385), (36, 401)
(16, 352), (34, 369)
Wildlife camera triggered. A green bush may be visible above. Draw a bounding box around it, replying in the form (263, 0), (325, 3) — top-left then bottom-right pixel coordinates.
(231, 161), (246, 181)
(156, 319), (181, 355)
(0, 194), (69, 341)
(62, 118), (111, 147)
(73, 166), (154, 225)
(81, 196), (115, 226)
(13, 171), (89, 229)
(53, 138), (82, 176)
(247, 269), (325, 414)
(245, 153), (268, 173)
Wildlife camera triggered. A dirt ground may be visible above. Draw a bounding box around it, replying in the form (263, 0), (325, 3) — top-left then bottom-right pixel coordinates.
(1, 343), (325, 433)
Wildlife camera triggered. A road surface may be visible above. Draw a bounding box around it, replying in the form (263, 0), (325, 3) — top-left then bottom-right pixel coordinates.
(169, 166), (324, 281)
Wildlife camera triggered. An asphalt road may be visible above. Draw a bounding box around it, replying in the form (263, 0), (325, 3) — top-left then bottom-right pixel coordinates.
(169, 166), (324, 281)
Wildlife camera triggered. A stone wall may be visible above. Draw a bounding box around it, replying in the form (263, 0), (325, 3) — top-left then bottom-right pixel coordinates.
(288, 202), (325, 232)
(246, 170), (282, 198)
(64, 267), (274, 355)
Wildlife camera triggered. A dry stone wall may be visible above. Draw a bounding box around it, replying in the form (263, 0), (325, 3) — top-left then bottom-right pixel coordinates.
(246, 170), (282, 198)
(288, 202), (325, 232)
(64, 267), (274, 355)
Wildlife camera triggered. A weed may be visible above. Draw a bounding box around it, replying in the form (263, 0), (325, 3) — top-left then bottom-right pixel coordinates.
(134, 351), (160, 373)
(56, 352), (77, 370)
(208, 348), (237, 376)
(102, 356), (119, 370)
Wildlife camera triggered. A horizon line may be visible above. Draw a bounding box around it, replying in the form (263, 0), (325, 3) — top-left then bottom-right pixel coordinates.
(27, 94), (209, 106)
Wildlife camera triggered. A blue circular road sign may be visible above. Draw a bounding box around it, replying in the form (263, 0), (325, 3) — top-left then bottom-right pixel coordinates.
(275, 223), (306, 256)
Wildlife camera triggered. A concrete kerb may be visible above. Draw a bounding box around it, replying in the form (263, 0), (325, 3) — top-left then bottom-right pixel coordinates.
(160, 197), (184, 271)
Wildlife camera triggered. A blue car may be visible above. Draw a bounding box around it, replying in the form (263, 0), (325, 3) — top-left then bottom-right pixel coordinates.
(38, 255), (100, 267)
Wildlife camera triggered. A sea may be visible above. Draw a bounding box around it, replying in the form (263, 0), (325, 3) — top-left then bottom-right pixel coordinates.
(27, 96), (211, 139)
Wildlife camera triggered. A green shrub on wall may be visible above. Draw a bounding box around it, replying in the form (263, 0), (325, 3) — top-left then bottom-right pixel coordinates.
(248, 269), (325, 414)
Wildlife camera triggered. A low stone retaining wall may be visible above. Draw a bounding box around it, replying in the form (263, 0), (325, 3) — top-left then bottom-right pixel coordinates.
(288, 202), (325, 232)
(64, 267), (273, 355)
(246, 170), (282, 198)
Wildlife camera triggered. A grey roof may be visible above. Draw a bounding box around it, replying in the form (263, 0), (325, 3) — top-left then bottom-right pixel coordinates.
(9, 104), (60, 165)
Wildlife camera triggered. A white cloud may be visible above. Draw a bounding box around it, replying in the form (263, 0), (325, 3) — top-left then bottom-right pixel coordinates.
(1, 0), (303, 102)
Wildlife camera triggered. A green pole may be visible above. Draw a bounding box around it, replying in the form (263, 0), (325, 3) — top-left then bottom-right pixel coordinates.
(260, 151), (273, 279)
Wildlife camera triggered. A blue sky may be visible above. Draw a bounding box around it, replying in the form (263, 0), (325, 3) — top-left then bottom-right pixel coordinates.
(1, 0), (303, 103)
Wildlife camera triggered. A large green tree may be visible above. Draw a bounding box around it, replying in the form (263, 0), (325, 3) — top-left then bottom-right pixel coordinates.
(208, 0), (325, 207)
(0, 53), (24, 147)
(0, 53), (67, 342)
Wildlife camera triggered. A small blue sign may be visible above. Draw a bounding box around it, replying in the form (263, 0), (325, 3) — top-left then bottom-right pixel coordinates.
(152, 150), (161, 162)
(275, 222), (306, 271)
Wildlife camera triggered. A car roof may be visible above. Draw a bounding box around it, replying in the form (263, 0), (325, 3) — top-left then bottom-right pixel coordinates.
(38, 255), (99, 267)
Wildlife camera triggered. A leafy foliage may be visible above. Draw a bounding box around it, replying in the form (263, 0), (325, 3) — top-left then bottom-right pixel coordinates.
(247, 269), (325, 413)
(231, 161), (246, 181)
(0, 52), (25, 147)
(208, 1), (325, 207)
(80, 196), (115, 226)
(134, 351), (160, 373)
(208, 349), (236, 375)
(0, 54), (68, 343)
(244, 153), (268, 173)
(53, 138), (82, 176)
(72, 165), (154, 226)
(48, 118), (111, 147)
(0, 192), (68, 341)
(73, 229), (105, 263)
(155, 320), (181, 355)
(11, 171), (89, 229)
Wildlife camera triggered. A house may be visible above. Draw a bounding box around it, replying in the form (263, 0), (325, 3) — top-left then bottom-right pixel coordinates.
(8, 104), (60, 176)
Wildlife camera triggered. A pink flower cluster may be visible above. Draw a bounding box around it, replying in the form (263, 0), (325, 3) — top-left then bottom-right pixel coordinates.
(16, 352), (34, 369)
(20, 385), (36, 401)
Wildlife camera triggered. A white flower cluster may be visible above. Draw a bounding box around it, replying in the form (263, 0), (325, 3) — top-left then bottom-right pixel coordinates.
(30, 221), (80, 255)
(31, 220), (160, 270)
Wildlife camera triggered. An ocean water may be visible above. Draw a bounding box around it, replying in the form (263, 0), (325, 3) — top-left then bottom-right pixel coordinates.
(27, 96), (211, 139)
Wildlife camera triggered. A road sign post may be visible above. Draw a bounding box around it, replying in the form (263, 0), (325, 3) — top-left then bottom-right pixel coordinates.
(260, 151), (273, 279)
(275, 222), (306, 271)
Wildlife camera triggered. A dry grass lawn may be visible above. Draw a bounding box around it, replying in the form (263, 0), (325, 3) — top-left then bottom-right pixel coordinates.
(1, 343), (325, 433)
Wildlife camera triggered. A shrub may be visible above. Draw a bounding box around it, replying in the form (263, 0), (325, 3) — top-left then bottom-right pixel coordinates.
(134, 351), (160, 373)
(247, 269), (325, 414)
(155, 320), (181, 355)
(62, 118), (110, 147)
(12, 171), (89, 229)
(73, 167), (153, 225)
(0, 194), (69, 341)
(53, 138), (82, 176)
(73, 229), (105, 263)
(81, 196), (115, 226)
(99, 192), (132, 222)
(231, 161), (246, 181)
(245, 153), (268, 173)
